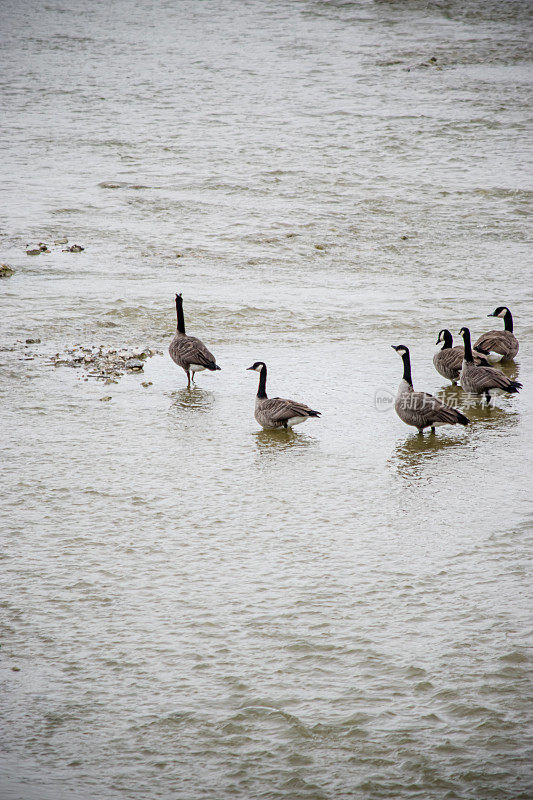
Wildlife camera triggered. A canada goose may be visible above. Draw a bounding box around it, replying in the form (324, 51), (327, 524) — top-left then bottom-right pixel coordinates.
(169, 293), (221, 388)
(459, 327), (522, 402)
(392, 345), (469, 433)
(433, 329), (489, 383)
(246, 362), (321, 429)
(473, 306), (519, 362)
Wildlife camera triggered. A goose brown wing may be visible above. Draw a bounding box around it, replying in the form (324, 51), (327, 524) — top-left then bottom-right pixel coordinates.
(263, 397), (319, 421)
(397, 391), (461, 428)
(473, 330), (513, 355)
(440, 347), (464, 371)
(440, 346), (486, 367)
(465, 364), (514, 390)
(417, 392), (462, 425)
(170, 335), (217, 368)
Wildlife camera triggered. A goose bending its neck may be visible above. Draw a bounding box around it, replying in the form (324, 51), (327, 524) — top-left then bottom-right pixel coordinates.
(434, 328), (490, 384)
(491, 306), (514, 333)
(473, 306), (519, 362)
(437, 329), (454, 350)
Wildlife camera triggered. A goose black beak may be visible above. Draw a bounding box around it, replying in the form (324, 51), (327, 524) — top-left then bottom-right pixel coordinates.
(435, 338), (440, 345)
(391, 345), (400, 351)
(246, 366), (254, 370)
(487, 312), (495, 317)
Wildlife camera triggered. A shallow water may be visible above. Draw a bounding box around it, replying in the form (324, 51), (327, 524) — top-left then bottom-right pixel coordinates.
(1, 1), (532, 798)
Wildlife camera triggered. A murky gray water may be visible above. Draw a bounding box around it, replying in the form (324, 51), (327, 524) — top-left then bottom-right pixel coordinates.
(1, 1), (532, 798)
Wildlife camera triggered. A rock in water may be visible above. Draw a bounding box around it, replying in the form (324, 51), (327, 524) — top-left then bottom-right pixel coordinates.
(126, 359), (144, 371)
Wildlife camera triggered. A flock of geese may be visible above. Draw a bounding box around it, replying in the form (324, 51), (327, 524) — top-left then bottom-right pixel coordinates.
(169, 294), (521, 434)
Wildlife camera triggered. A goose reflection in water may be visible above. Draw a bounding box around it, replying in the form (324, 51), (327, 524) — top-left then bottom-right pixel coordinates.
(496, 359), (521, 383)
(434, 374), (521, 415)
(253, 427), (317, 460)
(170, 387), (215, 414)
(434, 383), (465, 405)
(390, 433), (469, 482)
(391, 407), (520, 482)
(458, 404), (521, 430)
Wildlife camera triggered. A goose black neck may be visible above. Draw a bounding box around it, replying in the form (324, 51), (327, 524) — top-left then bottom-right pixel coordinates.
(503, 309), (513, 332)
(441, 330), (453, 349)
(257, 365), (267, 399)
(401, 352), (413, 386)
(462, 329), (473, 362)
(176, 296), (185, 334)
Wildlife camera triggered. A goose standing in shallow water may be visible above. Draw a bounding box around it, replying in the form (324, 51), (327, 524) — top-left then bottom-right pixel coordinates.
(169, 293), (221, 388)
(474, 306), (519, 362)
(433, 329), (489, 383)
(459, 327), (522, 403)
(246, 362), (321, 429)
(392, 345), (470, 433)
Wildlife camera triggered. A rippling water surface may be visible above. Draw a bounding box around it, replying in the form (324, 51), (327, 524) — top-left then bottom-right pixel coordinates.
(1, 1), (532, 798)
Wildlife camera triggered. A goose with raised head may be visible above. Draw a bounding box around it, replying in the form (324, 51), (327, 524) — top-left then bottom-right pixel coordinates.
(246, 362), (321, 429)
(433, 328), (489, 383)
(459, 327), (522, 402)
(392, 345), (470, 433)
(473, 306), (519, 362)
(169, 293), (221, 388)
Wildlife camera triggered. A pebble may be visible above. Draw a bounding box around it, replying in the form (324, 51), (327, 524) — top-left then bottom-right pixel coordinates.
(0, 263), (15, 277)
(126, 359), (144, 371)
(54, 237), (68, 245)
(26, 243), (51, 254)
(50, 345), (160, 381)
(26, 338), (41, 344)
(100, 396), (112, 402)
(141, 381), (153, 388)
(63, 244), (84, 252)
